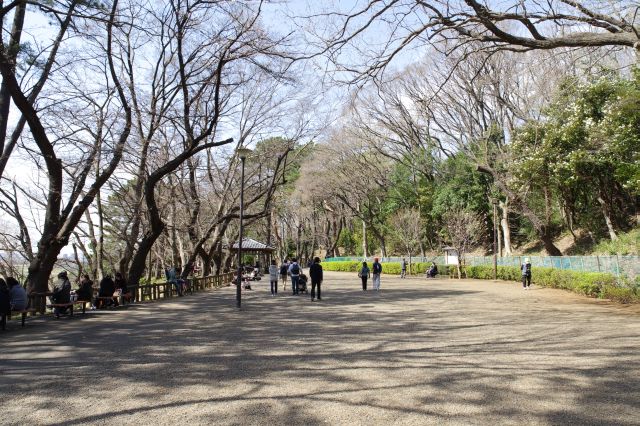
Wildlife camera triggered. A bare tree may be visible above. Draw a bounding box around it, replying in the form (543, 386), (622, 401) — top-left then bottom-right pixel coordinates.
(301, 135), (395, 257)
(441, 208), (484, 279)
(108, 0), (295, 286)
(308, 1), (639, 83)
(390, 209), (422, 273)
(0, 2), (132, 293)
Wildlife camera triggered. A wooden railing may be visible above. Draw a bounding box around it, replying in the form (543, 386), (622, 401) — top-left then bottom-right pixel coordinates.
(26, 272), (235, 314)
(130, 272), (234, 302)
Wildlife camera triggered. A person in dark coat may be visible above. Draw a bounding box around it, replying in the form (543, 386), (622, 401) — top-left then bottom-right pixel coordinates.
(521, 257), (532, 289)
(309, 257), (323, 301)
(0, 278), (10, 316)
(114, 272), (132, 304)
(426, 262), (438, 278)
(372, 258), (382, 291)
(77, 274), (94, 303)
(51, 271), (72, 316)
(97, 274), (116, 308)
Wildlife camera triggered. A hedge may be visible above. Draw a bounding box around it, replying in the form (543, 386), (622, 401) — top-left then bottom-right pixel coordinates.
(464, 265), (639, 303)
(321, 261), (639, 303)
(321, 261), (452, 275)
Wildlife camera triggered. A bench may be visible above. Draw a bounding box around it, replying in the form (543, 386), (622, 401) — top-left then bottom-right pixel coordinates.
(47, 302), (76, 317)
(426, 273), (451, 280)
(95, 293), (132, 309)
(74, 300), (92, 314)
(1, 308), (38, 330)
(47, 299), (93, 317)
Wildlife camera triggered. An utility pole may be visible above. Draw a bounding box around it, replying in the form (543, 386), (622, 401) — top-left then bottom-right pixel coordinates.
(492, 199), (498, 281)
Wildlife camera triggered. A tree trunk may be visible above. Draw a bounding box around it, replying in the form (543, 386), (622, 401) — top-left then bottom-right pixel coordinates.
(26, 237), (67, 293)
(597, 195), (618, 241)
(477, 164), (563, 256)
(499, 198), (512, 256)
(362, 219), (368, 258)
(266, 208), (273, 247)
(541, 226), (562, 256)
(369, 226), (387, 257)
(0, 2), (26, 155)
(326, 217), (343, 257)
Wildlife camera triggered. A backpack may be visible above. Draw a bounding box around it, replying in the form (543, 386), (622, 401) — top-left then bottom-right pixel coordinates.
(359, 266), (369, 277)
(373, 262), (382, 274)
(291, 263), (300, 275)
(280, 264), (288, 275)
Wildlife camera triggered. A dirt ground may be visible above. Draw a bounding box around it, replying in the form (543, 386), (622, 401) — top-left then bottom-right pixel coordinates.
(1, 271), (639, 425)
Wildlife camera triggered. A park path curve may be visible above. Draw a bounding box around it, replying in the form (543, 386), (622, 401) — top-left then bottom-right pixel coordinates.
(1, 271), (639, 425)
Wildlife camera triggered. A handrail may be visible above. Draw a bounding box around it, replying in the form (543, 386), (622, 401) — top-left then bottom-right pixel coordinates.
(25, 272), (235, 315)
(131, 272), (235, 302)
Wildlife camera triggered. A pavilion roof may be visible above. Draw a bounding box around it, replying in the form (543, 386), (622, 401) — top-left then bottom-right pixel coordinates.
(228, 237), (275, 252)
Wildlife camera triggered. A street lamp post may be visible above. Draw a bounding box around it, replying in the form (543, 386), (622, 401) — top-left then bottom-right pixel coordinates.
(492, 198), (498, 281)
(236, 146), (252, 309)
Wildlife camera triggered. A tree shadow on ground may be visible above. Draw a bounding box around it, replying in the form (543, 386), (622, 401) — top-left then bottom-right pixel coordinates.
(1, 273), (639, 425)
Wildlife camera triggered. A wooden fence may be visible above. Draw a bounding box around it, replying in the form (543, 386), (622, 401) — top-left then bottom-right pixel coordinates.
(26, 272), (235, 315)
(131, 272), (235, 302)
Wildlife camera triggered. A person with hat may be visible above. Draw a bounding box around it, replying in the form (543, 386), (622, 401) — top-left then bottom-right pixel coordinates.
(51, 271), (72, 316)
(521, 257), (532, 289)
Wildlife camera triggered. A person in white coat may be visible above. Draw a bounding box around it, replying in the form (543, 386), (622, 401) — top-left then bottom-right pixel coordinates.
(268, 259), (279, 296)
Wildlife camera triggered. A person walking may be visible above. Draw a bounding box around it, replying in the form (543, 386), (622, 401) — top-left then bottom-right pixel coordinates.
(359, 261), (370, 291)
(279, 259), (289, 291)
(522, 257), (532, 289)
(268, 259), (279, 296)
(288, 258), (301, 295)
(372, 258), (382, 291)
(309, 257), (323, 301)
(400, 258), (407, 278)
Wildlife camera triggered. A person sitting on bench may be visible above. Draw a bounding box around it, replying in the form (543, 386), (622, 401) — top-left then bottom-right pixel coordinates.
(426, 262), (438, 278)
(97, 274), (116, 308)
(114, 272), (131, 304)
(0, 278), (10, 317)
(77, 274), (94, 306)
(7, 277), (27, 311)
(51, 271), (72, 316)
(166, 267), (182, 297)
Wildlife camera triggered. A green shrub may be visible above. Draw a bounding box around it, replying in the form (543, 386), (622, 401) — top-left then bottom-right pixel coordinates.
(322, 261), (450, 275)
(464, 265), (520, 281)
(601, 285), (640, 303)
(464, 264), (639, 303)
(321, 261), (361, 272)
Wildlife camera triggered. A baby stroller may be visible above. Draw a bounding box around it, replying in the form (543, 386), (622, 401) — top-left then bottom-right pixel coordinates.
(297, 273), (308, 294)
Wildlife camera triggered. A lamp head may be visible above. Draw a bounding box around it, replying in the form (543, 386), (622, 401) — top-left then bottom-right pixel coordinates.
(237, 146), (252, 160)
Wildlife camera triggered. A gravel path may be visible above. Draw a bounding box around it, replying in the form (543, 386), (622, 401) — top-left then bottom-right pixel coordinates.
(1, 271), (639, 425)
